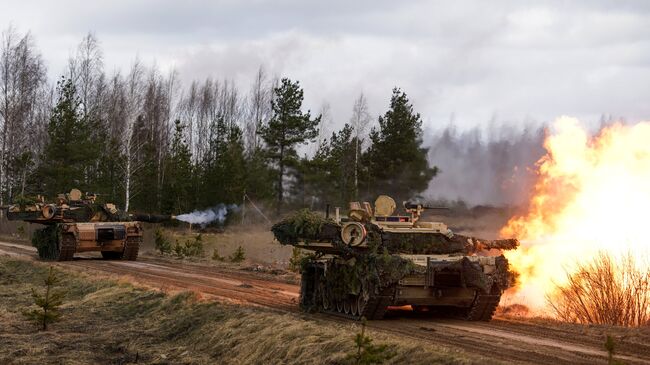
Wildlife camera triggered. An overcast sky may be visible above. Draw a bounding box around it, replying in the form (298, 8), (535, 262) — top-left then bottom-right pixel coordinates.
(3, 0), (650, 131)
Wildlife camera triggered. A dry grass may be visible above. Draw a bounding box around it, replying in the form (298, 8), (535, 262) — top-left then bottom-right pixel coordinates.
(152, 226), (293, 267)
(548, 252), (650, 327)
(0, 256), (486, 365)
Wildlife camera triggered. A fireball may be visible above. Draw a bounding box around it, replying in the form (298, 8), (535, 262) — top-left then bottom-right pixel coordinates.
(501, 116), (650, 310)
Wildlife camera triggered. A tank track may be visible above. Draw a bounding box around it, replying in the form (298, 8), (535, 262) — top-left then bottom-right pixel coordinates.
(319, 289), (394, 320)
(301, 263), (394, 320)
(56, 233), (76, 261)
(463, 289), (501, 321)
(122, 236), (141, 261)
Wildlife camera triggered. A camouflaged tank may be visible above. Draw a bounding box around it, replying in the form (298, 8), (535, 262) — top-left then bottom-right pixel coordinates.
(4, 189), (176, 261)
(272, 195), (519, 321)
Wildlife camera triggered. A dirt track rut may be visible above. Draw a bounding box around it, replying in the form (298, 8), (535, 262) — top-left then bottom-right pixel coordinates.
(1, 241), (648, 365)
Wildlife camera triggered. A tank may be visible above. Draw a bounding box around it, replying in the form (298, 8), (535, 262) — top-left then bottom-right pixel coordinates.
(271, 195), (519, 321)
(4, 188), (176, 261)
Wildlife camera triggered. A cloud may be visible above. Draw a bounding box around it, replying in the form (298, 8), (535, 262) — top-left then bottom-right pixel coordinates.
(2, 0), (650, 130)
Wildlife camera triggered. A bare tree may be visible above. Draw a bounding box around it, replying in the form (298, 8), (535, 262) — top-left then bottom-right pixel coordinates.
(0, 27), (47, 203)
(349, 93), (371, 198)
(68, 33), (103, 118)
(120, 59), (144, 211)
(245, 66), (272, 154)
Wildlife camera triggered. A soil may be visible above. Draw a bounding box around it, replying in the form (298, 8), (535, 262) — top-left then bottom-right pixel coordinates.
(1, 240), (648, 365)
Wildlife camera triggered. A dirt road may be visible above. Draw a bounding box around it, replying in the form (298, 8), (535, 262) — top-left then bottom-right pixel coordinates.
(1, 241), (648, 365)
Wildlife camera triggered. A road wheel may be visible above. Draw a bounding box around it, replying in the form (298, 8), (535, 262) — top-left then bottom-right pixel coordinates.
(351, 295), (359, 316)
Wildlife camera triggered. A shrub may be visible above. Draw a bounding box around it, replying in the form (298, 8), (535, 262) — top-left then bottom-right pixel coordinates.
(173, 235), (205, 258)
(347, 318), (396, 364)
(288, 247), (305, 272)
(154, 228), (172, 254)
(173, 240), (184, 257)
(548, 252), (650, 327)
(184, 234), (204, 257)
(23, 267), (66, 330)
(229, 246), (246, 263)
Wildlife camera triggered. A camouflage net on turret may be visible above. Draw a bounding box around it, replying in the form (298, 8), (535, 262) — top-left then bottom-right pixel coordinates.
(31, 225), (62, 260)
(272, 209), (339, 245)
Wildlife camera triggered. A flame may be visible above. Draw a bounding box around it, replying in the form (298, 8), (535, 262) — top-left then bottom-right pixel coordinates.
(501, 116), (650, 310)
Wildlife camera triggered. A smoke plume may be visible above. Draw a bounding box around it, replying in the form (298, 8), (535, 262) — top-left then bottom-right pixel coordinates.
(176, 204), (238, 226)
(424, 123), (546, 206)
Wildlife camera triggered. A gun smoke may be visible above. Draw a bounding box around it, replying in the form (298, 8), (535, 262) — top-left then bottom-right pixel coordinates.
(176, 204), (238, 226)
(424, 123), (546, 206)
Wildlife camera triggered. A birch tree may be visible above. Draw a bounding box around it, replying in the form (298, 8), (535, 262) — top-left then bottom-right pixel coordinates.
(121, 60), (144, 211)
(349, 93), (371, 199)
(245, 66), (272, 154)
(0, 27), (47, 203)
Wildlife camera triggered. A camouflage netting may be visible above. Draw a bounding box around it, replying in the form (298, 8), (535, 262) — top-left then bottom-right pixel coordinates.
(31, 225), (62, 260)
(316, 250), (423, 303)
(272, 209), (340, 245)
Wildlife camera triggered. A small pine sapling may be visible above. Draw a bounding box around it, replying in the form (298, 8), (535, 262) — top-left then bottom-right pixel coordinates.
(173, 239), (184, 257)
(23, 267), (66, 330)
(154, 228), (172, 254)
(288, 247), (304, 272)
(229, 246), (246, 263)
(348, 318), (396, 365)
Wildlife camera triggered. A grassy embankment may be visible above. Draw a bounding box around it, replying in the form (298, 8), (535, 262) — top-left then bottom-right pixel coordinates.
(0, 256), (487, 365)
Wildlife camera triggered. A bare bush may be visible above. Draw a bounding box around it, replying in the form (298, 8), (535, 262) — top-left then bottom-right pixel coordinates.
(548, 252), (650, 327)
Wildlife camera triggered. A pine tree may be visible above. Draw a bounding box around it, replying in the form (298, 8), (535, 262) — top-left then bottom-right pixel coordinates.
(303, 124), (359, 207)
(200, 115), (247, 206)
(364, 88), (437, 202)
(244, 146), (275, 203)
(37, 77), (96, 197)
(259, 78), (320, 212)
(23, 267), (65, 331)
(161, 120), (193, 214)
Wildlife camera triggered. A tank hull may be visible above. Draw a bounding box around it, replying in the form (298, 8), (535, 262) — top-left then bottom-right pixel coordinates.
(32, 222), (143, 261)
(300, 254), (508, 321)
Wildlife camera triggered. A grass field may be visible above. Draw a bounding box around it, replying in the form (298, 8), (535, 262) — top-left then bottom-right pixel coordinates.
(0, 256), (488, 365)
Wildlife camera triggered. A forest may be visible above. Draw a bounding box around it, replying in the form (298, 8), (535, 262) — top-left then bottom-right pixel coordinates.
(0, 29), (437, 216)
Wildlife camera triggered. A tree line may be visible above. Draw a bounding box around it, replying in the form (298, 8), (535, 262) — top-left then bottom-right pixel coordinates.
(0, 28), (436, 216)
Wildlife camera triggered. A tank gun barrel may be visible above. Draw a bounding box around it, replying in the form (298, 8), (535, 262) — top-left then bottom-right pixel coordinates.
(454, 235), (520, 253)
(128, 213), (177, 223)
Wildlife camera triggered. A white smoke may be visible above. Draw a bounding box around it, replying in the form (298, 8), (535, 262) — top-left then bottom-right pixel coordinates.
(176, 204), (238, 226)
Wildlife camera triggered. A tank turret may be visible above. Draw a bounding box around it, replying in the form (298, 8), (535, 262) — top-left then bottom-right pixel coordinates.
(3, 189), (177, 261)
(271, 195), (519, 321)
(5, 189), (177, 225)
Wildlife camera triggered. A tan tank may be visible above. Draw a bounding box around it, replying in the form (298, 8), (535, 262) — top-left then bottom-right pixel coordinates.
(272, 195), (519, 321)
(4, 189), (176, 261)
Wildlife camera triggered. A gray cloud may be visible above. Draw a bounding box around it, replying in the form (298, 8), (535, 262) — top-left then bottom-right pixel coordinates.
(2, 0), (650, 158)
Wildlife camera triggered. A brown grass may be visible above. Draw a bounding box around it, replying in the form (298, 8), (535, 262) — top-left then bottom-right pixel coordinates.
(547, 252), (650, 327)
(0, 256), (486, 365)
